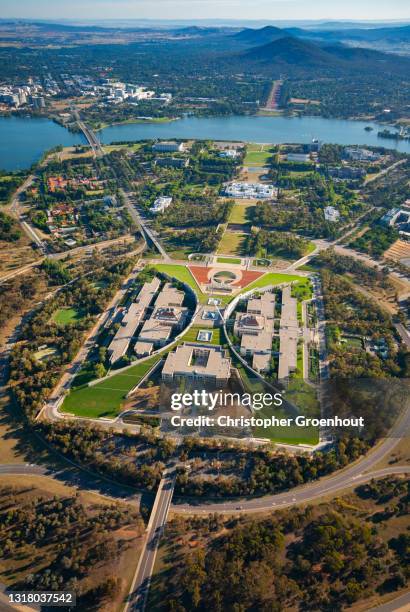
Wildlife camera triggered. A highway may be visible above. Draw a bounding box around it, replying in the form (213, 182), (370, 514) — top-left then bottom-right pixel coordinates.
(9, 173), (46, 251)
(125, 464), (176, 612)
(172, 403), (410, 513)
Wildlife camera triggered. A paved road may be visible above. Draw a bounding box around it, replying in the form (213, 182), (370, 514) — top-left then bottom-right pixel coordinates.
(172, 404), (410, 513)
(395, 323), (410, 350)
(9, 174), (46, 251)
(123, 191), (170, 260)
(125, 464), (176, 612)
(0, 464), (48, 477)
(41, 261), (145, 422)
(363, 157), (407, 185)
(368, 590), (410, 611)
(173, 465), (410, 514)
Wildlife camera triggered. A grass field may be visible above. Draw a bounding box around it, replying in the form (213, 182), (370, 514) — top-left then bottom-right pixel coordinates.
(228, 202), (255, 224)
(252, 408), (319, 445)
(217, 231), (247, 255)
(216, 256), (242, 264)
(61, 355), (163, 419)
(52, 307), (84, 325)
(244, 272), (309, 293)
(181, 326), (226, 346)
(153, 263), (207, 301)
(244, 144), (273, 166)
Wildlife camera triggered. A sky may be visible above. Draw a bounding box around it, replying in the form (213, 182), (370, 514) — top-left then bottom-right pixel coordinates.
(1, 0), (409, 22)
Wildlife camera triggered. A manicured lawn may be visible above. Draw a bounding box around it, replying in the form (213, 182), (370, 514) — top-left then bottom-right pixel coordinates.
(252, 407), (319, 445)
(181, 326), (226, 346)
(228, 203), (255, 224)
(61, 355), (162, 419)
(153, 263), (207, 301)
(244, 150), (272, 165)
(216, 256), (242, 264)
(52, 307), (84, 325)
(243, 272), (309, 293)
(217, 231), (247, 255)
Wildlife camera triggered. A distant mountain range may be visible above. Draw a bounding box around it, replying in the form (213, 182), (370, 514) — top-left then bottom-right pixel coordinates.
(235, 34), (410, 77)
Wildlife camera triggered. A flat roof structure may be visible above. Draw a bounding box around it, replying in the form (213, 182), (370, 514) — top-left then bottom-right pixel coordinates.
(108, 277), (161, 364)
(134, 341), (154, 357)
(280, 285), (298, 329)
(234, 292), (275, 339)
(278, 285), (299, 379)
(139, 318), (172, 345)
(154, 283), (185, 308)
(139, 305), (187, 346)
(278, 330), (298, 380)
(162, 342), (231, 385)
(241, 331), (273, 354)
(223, 182), (276, 200)
(235, 313), (265, 335)
(252, 352), (271, 373)
(247, 292), (276, 319)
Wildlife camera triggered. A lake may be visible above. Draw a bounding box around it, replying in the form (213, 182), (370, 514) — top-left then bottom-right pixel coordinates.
(1, 114), (409, 171)
(0, 116), (85, 172)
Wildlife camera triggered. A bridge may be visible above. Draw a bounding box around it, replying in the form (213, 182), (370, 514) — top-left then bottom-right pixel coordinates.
(70, 104), (103, 156)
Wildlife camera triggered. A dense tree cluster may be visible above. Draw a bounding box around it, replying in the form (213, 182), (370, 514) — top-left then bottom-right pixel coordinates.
(321, 269), (404, 377)
(243, 228), (309, 259)
(0, 211), (21, 242)
(37, 421), (174, 490)
(0, 485), (143, 606)
(8, 257), (136, 419)
(162, 477), (409, 611)
(349, 225), (400, 258)
(315, 249), (393, 290)
(0, 274), (42, 333)
(175, 437), (369, 497)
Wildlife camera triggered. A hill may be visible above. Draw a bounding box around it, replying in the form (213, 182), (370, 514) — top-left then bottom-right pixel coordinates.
(242, 36), (343, 67)
(239, 36), (410, 76)
(233, 25), (286, 45)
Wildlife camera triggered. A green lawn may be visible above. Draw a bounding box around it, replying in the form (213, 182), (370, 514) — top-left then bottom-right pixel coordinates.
(216, 256), (242, 264)
(52, 307), (84, 325)
(153, 263), (207, 302)
(243, 272), (309, 293)
(217, 231), (247, 256)
(61, 355), (163, 419)
(244, 150), (272, 165)
(252, 407), (319, 445)
(228, 203), (255, 224)
(181, 326), (226, 346)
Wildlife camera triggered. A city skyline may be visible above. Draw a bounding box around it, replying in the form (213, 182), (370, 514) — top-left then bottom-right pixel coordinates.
(1, 0), (410, 21)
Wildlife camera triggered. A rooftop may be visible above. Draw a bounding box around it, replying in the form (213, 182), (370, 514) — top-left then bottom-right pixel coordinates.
(162, 342), (231, 382)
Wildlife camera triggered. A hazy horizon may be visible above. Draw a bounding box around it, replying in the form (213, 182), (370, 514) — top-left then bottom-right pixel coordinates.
(0, 0), (409, 23)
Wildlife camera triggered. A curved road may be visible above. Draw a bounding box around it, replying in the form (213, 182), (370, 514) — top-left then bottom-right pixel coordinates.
(173, 405), (410, 513)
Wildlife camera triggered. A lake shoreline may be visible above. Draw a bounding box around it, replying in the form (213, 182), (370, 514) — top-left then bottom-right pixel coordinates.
(1, 113), (409, 171)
